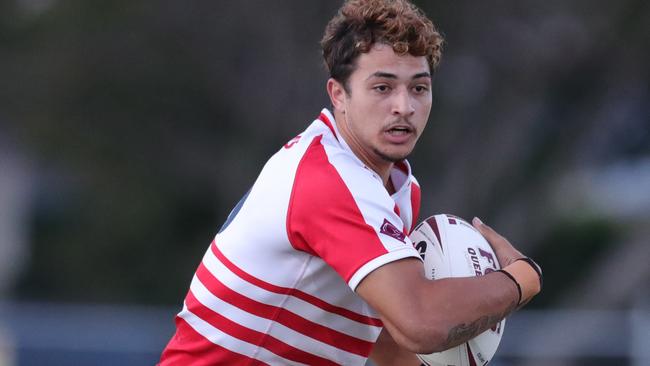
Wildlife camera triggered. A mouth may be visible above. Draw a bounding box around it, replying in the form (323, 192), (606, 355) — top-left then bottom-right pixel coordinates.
(383, 124), (415, 144)
(386, 126), (412, 135)
(385, 124), (415, 136)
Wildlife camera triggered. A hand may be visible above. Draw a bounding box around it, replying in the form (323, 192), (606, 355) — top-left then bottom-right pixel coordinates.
(471, 217), (523, 267)
(472, 217), (542, 306)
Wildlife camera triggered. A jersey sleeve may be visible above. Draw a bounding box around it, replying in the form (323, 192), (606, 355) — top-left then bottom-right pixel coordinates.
(286, 137), (422, 290)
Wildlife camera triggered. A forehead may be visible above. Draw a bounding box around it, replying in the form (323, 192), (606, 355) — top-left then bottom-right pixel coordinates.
(353, 43), (430, 80)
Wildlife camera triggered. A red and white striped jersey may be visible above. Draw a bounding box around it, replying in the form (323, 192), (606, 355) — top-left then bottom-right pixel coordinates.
(159, 109), (422, 365)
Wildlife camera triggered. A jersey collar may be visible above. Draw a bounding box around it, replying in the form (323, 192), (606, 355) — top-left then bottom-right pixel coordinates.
(318, 108), (413, 195)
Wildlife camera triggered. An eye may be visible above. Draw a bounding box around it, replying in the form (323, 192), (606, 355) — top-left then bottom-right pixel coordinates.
(373, 84), (391, 93)
(413, 85), (429, 94)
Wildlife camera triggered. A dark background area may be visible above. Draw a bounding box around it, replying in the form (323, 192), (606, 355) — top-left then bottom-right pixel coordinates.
(0, 1), (648, 363)
(2, 0), (648, 307)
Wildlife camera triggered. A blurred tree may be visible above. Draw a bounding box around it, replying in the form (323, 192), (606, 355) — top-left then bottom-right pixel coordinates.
(0, 0), (647, 306)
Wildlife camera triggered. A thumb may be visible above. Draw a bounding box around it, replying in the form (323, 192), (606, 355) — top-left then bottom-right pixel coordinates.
(472, 217), (501, 242)
(472, 217), (522, 266)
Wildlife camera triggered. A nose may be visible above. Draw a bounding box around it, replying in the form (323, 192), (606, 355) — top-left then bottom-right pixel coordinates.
(391, 87), (415, 117)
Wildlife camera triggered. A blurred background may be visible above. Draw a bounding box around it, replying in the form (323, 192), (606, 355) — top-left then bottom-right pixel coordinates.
(0, 0), (648, 365)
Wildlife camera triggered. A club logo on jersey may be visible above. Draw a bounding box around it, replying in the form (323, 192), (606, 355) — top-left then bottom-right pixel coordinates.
(284, 135), (301, 149)
(380, 218), (406, 243)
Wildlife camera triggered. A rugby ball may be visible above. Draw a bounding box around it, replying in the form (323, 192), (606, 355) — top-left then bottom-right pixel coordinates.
(410, 214), (505, 366)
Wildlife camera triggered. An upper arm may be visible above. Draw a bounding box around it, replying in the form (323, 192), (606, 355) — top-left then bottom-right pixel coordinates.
(287, 145), (421, 286)
(356, 257), (446, 352)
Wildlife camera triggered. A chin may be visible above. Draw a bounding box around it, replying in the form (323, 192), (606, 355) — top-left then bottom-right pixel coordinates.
(376, 148), (412, 163)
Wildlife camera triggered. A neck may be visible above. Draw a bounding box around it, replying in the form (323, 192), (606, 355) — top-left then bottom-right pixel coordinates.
(332, 109), (394, 191)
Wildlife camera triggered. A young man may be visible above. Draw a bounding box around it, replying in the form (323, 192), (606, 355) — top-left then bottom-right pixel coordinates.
(159, 1), (542, 365)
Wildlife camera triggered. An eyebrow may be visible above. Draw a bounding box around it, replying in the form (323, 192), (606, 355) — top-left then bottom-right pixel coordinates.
(366, 71), (432, 81)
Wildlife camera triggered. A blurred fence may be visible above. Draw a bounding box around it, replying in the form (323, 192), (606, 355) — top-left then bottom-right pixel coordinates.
(0, 301), (175, 366)
(0, 301), (648, 366)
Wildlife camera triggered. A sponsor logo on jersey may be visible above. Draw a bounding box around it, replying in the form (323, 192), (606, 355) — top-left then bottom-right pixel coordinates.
(380, 218), (406, 243)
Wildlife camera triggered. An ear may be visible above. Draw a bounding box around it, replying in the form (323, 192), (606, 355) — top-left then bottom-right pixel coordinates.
(326, 78), (347, 113)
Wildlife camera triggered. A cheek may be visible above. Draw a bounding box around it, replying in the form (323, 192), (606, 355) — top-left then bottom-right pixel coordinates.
(417, 96), (432, 111)
(416, 99), (432, 121)
(354, 95), (383, 112)
(348, 97), (382, 122)
(415, 100), (431, 131)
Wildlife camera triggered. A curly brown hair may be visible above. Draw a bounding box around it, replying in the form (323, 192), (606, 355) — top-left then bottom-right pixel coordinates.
(321, 0), (444, 91)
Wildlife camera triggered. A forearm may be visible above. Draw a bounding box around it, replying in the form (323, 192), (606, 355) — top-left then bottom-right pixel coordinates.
(360, 259), (520, 354)
(422, 272), (518, 350)
(359, 218), (542, 355)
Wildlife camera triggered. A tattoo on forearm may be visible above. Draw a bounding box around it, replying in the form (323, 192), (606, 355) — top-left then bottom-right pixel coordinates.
(443, 301), (517, 348)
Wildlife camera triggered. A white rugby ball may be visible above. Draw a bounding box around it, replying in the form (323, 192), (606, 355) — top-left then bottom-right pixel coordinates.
(410, 214), (505, 366)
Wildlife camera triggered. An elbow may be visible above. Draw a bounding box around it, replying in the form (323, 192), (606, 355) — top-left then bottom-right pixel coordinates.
(406, 329), (449, 354)
(392, 317), (450, 354)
